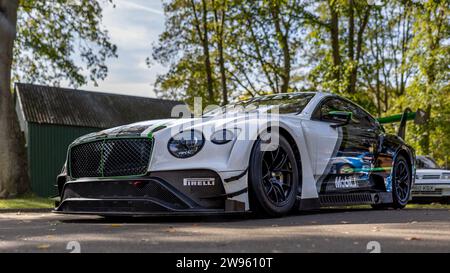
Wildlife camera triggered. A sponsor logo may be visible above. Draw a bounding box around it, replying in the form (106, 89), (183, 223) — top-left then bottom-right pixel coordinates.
(335, 175), (358, 189)
(183, 178), (215, 186)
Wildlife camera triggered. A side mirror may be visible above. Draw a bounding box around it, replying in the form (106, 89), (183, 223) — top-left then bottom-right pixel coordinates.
(325, 111), (352, 128)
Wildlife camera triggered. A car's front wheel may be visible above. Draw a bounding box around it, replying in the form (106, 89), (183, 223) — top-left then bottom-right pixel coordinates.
(248, 134), (299, 217)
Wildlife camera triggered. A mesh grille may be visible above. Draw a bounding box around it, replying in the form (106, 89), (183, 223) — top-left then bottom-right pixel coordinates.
(62, 180), (188, 209)
(70, 138), (152, 178)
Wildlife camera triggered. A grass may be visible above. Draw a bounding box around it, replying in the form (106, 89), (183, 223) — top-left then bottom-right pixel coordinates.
(0, 194), (54, 210)
(329, 203), (450, 210)
(406, 203), (450, 209)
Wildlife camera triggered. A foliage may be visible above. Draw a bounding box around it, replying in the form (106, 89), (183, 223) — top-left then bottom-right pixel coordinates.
(0, 0), (117, 197)
(13, 0), (118, 87)
(152, 0), (449, 166)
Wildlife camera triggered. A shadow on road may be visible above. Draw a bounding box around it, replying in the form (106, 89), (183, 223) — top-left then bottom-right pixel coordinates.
(58, 207), (379, 224)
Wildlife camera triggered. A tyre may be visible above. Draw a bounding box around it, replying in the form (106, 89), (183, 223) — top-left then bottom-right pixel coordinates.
(391, 155), (412, 209)
(248, 133), (299, 217)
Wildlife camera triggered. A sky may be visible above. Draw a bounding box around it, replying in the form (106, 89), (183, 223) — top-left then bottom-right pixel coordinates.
(74, 0), (167, 98)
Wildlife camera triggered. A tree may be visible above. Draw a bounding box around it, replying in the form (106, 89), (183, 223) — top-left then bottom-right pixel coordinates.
(153, 0), (217, 104)
(212, 0), (228, 104)
(0, 0), (24, 198)
(0, 0), (117, 197)
(153, 0), (309, 102)
(303, 0), (373, 102)
(405, 0), (449, 159)
(361, 1), (415, 116)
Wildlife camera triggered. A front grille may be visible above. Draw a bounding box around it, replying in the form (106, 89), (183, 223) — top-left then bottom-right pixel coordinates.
(69, 138), (152, 178)
(412, 189), (443, 195)
(62, 180), (188, 209)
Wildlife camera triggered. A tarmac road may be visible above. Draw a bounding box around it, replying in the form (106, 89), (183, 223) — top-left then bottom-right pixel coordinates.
(0, 208), (449, 253)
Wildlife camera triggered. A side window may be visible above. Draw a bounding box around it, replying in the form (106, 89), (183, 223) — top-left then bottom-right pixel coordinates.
(355, 108), (379, 129)
(318, 98), (359, 124)
(314, 97), (380, 130)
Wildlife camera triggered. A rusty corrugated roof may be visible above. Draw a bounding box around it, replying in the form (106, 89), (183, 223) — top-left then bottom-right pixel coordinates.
(15, 83), (185, 128)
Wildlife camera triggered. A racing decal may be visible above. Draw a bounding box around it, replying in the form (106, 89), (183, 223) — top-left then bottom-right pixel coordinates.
(141, 120), (174, 138)
(183, 178), (215, 186)
(315, 120), (380, 192)
(334, 175), (359, 189)
(224, 169), (248, 183)
(315, 126), (343, 192)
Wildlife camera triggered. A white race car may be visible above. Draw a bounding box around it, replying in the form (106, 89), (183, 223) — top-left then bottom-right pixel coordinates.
(412, 156), (450, 203)
(54, 92), (416, 217)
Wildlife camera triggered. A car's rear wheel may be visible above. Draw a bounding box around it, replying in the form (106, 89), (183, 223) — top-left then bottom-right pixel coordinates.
(248, 134), (299, 217)
(391, 155), (412, 209)
(371, 154), (411, 210)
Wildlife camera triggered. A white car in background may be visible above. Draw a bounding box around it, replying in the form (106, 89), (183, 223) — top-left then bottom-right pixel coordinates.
(412, 156), (450, 203)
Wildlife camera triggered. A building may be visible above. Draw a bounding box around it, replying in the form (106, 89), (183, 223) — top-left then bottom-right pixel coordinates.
(14, 83), (184, 197)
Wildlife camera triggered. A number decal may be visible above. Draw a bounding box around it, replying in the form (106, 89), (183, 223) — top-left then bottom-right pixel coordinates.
(66, 241), (81, 253)
(366, 241), (381, 253)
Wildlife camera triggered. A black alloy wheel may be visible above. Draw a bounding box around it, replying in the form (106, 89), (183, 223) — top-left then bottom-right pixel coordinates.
(392, 155), (411, 208)
(261, 147), (294, 206)
(249, 134), (299, 217)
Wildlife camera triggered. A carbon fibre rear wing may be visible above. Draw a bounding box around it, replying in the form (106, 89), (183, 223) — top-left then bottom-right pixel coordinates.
(376, 108), (427, 139)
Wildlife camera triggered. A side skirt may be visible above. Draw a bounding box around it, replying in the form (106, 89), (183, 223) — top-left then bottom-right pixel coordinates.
(319, 192), (393, 207)
(297, 192), (393, 210)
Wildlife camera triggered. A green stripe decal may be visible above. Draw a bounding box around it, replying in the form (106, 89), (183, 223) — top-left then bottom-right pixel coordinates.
(342, 166), (392, 173)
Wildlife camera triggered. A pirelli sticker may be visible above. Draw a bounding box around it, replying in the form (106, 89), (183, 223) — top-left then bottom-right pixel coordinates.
(183, 178), (215, 186)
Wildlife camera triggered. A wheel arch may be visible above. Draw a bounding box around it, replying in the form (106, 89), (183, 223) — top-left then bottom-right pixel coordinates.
(250, 126), (303, 196)
(394, 146), (415, 176)
(278, 127), (303, 194)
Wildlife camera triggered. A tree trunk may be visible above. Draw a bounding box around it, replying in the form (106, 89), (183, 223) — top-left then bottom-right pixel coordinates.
(420, 104), (432, 155)
(217, 31), (227, 105)
(212, 1), (227, 105)
(347, 0), (354, 94)
(190, 0), (215, 104)
(348, 0), (354, 62)
(270, 2), (290, 93)
(201, 0), (215, 104)
(329, 0), (340, 88)
(348, 6), (370, 94)
(0, 0), (30, 198)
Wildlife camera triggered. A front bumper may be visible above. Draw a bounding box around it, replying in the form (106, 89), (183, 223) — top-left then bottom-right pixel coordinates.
(55, 170), (247, 216)
(411, 182), (450, 200)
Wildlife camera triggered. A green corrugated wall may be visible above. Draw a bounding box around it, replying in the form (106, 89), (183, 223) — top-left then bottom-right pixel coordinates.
(27, 123), (101, 197)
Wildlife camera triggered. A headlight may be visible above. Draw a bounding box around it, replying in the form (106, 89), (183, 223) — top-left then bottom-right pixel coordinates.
(168, 130), (205, 158)
(441, 173), (450, 180)
(211, 129), (236, 144)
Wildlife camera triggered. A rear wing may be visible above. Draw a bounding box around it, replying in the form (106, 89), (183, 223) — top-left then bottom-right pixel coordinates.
(376, 108), (427, 139)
